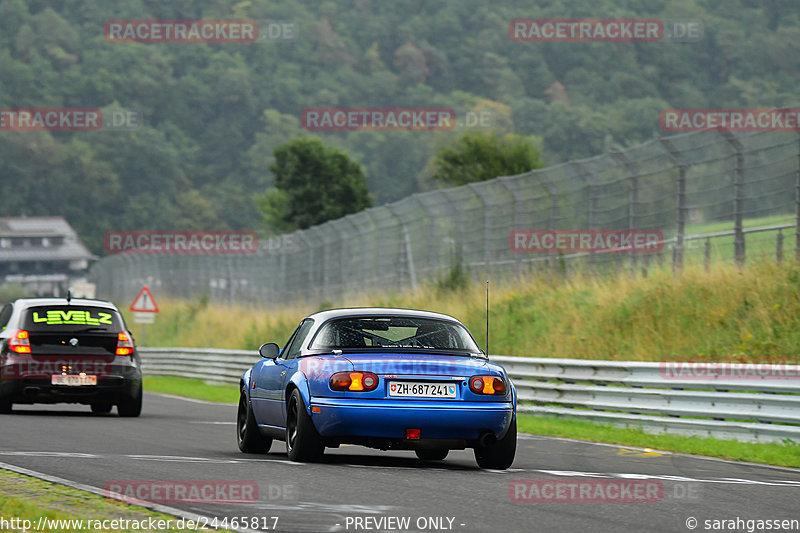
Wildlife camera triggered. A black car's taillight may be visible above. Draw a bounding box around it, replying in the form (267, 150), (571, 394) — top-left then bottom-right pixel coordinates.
(9, 330), (31, 354)
(115, 332), (134, 356)
(330, 371), (379, 392)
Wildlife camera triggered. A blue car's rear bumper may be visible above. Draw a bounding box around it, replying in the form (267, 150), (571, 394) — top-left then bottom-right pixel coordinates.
(309, 397), (514, 441)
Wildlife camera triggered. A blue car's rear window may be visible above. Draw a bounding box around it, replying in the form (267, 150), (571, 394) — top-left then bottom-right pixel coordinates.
(310, 317), (481, 352)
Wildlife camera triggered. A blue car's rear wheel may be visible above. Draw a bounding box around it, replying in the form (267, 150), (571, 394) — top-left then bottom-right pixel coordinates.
(415, 449), (449, 462)
(474, 417), (516, 470)
(237, 388), (272, 453)
(286, 389), (324, 462)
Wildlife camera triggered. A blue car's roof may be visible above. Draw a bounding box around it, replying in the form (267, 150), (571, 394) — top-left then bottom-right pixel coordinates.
(306, 307), (463, 324)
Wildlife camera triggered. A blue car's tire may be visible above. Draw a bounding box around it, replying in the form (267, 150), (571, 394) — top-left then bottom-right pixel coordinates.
(286, 389), (324, 462)
(415, 449), (449, 461)
(474, 417), (516, 470)
(237, 388), (272, 453)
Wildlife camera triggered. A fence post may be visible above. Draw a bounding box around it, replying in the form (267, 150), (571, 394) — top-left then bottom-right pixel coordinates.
(796, 133), (800, 261)
(420, 194), (443, 280)
(386, 204), (418, 292)
(361, 209), (380, 290)
(329, 218), (349, 299)
(405, 196), (428, 287)
(468, 183), (492, 279)
(498, 176), (524, 278)
(721, 131), (746, 267)
(572, 161), (597, 268)
(294, 230), (310, 302)
(704, 239), (711, 272)
(341, 215), (362, 293)
(308, 227), (326, 303)
(659, 138), (687, 273)
(537, 172), (559, 272)
(610, 151), (639, 277)
(777, 230), (784, 264)
(571, 161), (597, 229)
(437, 190), (462, 280)
(441, 189), (466, 280)
(317, 226), (330, 302)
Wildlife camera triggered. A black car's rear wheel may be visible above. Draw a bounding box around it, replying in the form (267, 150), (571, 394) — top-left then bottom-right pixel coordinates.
(91, 402), (113, 414)
(415, 449), (449, 462)
(474, 417), (517, 470)
(117, 382), (142, 417)
(0, 397), (11, 414)
(237, 388), (272, 453)
(286, 389), (324, 462)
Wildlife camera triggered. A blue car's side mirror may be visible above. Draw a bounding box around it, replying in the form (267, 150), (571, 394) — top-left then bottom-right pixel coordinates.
(258, 342), (280, 359)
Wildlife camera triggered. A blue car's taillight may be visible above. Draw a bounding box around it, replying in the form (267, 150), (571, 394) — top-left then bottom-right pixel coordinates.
(330, 371), (379, 392)
(469, 375), (507, 395)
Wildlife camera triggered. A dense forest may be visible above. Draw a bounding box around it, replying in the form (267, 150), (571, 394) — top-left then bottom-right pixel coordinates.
(0, 0), (798, 253)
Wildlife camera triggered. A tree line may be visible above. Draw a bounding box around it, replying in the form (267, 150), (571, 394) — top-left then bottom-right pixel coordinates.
(0, 0), (796, 251)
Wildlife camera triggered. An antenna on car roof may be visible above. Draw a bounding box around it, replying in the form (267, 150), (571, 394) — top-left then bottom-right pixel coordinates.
(66, 289), (72, 303)
(485, 279), (489, 357)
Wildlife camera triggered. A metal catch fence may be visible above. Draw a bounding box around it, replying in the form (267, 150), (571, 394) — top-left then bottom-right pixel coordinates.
(92, 127), (800, 307)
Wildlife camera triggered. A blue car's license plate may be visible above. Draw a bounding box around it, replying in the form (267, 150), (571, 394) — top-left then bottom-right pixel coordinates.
(387, 381), (457, 398)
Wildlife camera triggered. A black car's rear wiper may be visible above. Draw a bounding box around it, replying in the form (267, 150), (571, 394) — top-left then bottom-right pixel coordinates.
(71, 327), (111, 333)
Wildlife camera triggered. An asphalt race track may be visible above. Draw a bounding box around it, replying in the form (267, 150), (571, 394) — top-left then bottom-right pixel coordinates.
(1, 393), (798, 533)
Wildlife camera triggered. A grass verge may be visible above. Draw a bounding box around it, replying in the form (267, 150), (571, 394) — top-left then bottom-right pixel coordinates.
(143, 376), (239, 404)
(0, 469), (219, 532)
(517, 415), (800, 468)
(144, 376), (800, 468)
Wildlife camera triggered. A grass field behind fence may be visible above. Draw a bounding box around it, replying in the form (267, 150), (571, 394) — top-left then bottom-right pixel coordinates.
(127, 257), (800, 363)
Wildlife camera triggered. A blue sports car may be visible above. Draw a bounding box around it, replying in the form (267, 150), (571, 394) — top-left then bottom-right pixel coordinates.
(237, 308), (517, 469)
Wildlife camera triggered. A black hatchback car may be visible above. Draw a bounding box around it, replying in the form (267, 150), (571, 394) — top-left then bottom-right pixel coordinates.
(0, 297), (142, 416)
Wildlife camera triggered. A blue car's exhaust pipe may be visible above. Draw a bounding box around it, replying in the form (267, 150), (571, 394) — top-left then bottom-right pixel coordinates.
(479, 432), (496, 447)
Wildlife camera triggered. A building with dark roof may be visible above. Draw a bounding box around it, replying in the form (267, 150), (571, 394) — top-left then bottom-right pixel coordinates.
(0, 217), (96, 296)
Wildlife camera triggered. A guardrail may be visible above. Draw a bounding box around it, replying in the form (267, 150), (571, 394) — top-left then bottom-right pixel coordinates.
(139, 348), (800, 444)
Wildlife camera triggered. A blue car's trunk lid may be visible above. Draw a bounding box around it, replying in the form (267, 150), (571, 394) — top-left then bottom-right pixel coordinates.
(340, 352), (487, 378)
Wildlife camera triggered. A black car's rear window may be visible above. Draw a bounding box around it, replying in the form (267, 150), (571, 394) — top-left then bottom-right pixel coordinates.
(22, 306), (124, 332)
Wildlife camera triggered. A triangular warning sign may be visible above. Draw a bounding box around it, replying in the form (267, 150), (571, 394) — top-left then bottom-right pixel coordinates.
(130, 285), (159, 312)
